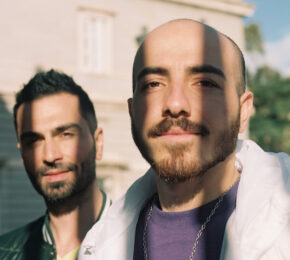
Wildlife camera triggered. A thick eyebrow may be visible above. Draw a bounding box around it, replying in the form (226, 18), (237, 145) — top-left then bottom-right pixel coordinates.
(136, 65), (225, 83)
(136, 67), (169, 82)
(52, 123), (82, 135)
(188, 65), (226, 79)
(20, 123), (82, 142)
(20, 132), (42, 142)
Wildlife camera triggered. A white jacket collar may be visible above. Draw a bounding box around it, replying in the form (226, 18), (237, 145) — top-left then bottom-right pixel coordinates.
(221, 140), (290, 259)
(80, 139), (290, 259)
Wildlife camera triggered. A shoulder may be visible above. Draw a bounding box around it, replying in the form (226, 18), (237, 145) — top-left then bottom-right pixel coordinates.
(237, 139), (290, 172)
(79, 170), (156, 258)
(236, 139), (290, 210)
(273, 151), (290, 176)
(0, 216), (45, 255)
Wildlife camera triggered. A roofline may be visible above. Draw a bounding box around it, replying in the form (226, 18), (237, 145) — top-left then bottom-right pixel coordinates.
(158, 0), (255, 17)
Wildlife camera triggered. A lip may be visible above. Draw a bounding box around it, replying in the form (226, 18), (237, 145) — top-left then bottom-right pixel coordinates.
(43, 170), (71, 182)
(158, 127), (201, 141)
(161, 126), (201, 136)
(44, 169), (68, 175)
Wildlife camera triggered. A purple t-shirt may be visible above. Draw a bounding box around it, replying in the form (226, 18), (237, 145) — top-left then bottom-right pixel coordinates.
(133, 181), (239, 260)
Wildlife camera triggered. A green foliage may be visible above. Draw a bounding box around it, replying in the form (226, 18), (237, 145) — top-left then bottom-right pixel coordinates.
(248, 66), (281, 86)
(248, 66), (290, 153)
(245, 23), (264, 53)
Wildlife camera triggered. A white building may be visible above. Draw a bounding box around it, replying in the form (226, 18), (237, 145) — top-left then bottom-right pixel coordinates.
(0, 0), (253, 234)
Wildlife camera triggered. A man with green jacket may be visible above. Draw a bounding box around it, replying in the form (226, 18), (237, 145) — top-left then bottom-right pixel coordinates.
(0, 70), (110, 259)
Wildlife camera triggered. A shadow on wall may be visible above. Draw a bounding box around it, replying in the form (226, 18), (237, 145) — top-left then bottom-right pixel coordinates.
(0, 94), (45, 235)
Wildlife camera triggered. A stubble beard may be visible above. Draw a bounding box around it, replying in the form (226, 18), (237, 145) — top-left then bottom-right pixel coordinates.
(26, 146), (96, 204)
(131, 116), (240, 183)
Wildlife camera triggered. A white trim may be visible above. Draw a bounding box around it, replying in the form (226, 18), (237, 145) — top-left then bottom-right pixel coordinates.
(78, 10), (113, 75)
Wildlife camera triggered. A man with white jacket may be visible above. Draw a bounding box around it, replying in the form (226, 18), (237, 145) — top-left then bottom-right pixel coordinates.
(79, 19), (290, 260)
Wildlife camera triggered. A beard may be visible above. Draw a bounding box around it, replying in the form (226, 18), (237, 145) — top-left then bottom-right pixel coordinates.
(131, 115), (240, 183)
(26, 146), (96, 204)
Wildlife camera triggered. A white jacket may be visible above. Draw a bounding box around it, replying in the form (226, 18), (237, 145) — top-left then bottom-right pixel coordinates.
(79, 140), (290, 260)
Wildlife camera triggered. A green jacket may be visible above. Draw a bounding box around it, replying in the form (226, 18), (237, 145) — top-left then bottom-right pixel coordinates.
(0, 215), (57, 260)
(0, 191), (110, 260)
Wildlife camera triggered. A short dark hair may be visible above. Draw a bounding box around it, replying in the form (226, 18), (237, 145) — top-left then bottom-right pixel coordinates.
(13, 69), (97, 136)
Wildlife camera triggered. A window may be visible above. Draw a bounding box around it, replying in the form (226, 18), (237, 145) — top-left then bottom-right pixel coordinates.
(79, 10), (113, 74)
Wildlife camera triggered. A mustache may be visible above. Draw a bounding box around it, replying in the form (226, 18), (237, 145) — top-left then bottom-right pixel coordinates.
(148, 117), (210, 137)
(36, 163), (77, 176)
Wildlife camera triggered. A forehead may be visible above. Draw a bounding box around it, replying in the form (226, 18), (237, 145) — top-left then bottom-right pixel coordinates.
(16, 93), (82, 134)
(134, 21), (238, 79)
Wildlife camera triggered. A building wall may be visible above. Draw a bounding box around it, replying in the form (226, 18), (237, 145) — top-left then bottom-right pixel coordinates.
(0, 0), (253, 234)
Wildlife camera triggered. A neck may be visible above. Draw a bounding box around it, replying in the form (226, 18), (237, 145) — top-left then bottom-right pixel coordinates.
(46, 179), (103, 257)
(156, 153), (240, 212)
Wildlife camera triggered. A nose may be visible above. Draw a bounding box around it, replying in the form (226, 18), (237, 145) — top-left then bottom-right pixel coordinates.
(162, 83), (191, 118)
(42, 138), (62, 164)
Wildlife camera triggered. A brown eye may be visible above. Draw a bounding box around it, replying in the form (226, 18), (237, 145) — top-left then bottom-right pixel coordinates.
(144, 81), (161, 89)
(22, 137), (39, 148)
(197, 80), (219, 88)
(61, 131), (74, 137)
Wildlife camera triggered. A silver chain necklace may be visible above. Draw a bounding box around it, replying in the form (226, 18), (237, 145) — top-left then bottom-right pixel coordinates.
(142, 176), (240, 260)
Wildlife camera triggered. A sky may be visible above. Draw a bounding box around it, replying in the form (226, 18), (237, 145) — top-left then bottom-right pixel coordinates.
(244, 0), (290, 75)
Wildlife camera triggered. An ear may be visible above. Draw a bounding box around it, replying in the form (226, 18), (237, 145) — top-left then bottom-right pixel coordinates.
(17, 142), (22, 155)
(239, 90), (254, 133)
(17, 142), (24, 162)
(94, 128), (104, 161)
(127, 98), (133, 118)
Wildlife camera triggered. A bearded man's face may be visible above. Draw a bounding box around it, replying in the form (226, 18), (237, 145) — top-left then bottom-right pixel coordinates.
(128, 21), (246, 182)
